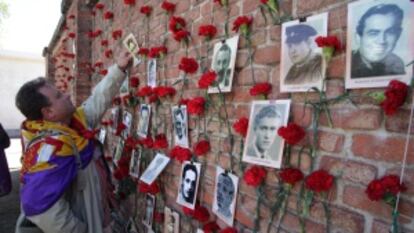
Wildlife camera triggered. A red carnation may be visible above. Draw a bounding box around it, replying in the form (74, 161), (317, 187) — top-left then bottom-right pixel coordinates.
(170, 146), (192, 163)
(203, 221), (221, 233)
(173, 30), (191, 43)
(366, 174), (406, 204)
(277, 123), (306, 145)
(112, 30), (123, 40)
(140, 5), (152, 16)
(179, 98), (190, 105)
(249, 82), (272, 97)
(124, 136), (138, 152)
(154, 134), (168, 149)
(161, 1), (176, 13)
(193, 140), (210, 156)
(139, 136), (154, 149)
(153, 212), (164, 223)
(280, 167), (304, 186)
(138, 48), (149, 57)
(104, 49), (113, 58)
(153, 86), (176, 98)
(169, 16), (186, 33)
(198, 24), (217, 40)
(380, 175), (406, 196)
(123, 0), (135, 5)
(139, 181), (160, 195)
(243, 166), (267, 187)
(94, 61), (103, 68)
(112, 96), (121, 105)
(95, 3), (105, 10)
(99, 40), (109, 47)
(220, 228), (238, 233)
(115, 123), (127, 136)
(233, 117), (248, 137)
(183, 206), (195, 216)
(149, 46), (168, 59)
(136, 86), (153, 97)
(198, 70), (217, 89)
(179, 57), (199, 74)
(305, 169), (334, 193)
(380, 80), (408, 116)
(68, 32), (76, 38)
(99, 69), (108, 76)
(129, 76), (140, 88)
(232, 16), (253, 35)
(187, 97), (205, 116)
(103, 11), (114, 20)
(193, 205), (210, 223)
(213, 0), (228, 6)
(315, 35), (342, 51)
(366, 179), (386, 201)
(148, 94), (159, 103)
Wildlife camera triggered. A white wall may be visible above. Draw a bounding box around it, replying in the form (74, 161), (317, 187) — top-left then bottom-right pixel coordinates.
(0, 50), (44, 133)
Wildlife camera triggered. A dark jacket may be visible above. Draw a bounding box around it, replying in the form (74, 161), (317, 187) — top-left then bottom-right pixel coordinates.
(0, 123), (11, 196)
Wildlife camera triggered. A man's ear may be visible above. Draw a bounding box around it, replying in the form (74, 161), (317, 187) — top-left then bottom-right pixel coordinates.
(41, 106), (53, 121)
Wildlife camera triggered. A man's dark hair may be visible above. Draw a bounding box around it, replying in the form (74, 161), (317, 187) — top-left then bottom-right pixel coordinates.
(181, 163), (198, 202)
(356, 4), (403, 36)
(174, 108), (184, 119)
(15, 77), (50, 120)
(216, 43), (231, 62)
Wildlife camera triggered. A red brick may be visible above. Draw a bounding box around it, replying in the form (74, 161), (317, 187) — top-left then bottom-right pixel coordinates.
(352, 134), (414, 164)
(291, 103), (312, 127)
(319, 108), (383, 130)
(385, 109), (414, 134)
(253, 45), (281, 65)
(242, 0), (260, 15)
(343, 185), (414, 223)
(319, 156), (377, 185)
(372, 219), (414, 233)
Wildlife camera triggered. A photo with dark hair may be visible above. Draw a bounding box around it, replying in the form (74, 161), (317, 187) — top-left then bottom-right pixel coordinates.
(346, 0), (413, 88)
(137, 104), (151, 138)
(176, 161), (201, 209)
(172, 105), (189, 148)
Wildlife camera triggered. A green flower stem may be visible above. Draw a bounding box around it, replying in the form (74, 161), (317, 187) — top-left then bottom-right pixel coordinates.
(322, 193), (331, 233)
(266, 184), (290, 233)
(217, 84), (235, 170)
(224, 5), (230, 38)
(246, 37), (257, 84)
(391, 209), (400, 233)
(239, 138), (246, 173)
(254, 184), (264, 233)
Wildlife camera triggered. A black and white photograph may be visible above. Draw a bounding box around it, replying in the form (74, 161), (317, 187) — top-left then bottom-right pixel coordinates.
(140, 153), (170, 184)
(345, 0), (413, 89)
(120, 78), (129, 95)
(176, 161), (201, 209)
(212, 166), (239, 226)
(137, 104), (151, 138)
(123, 33), (139, 54)
(126, 218), (139, 233)
(122, 111), (132, 138)
(163, 207), (180, 233)
(171, 105), (189, 148)
(98, 128), (106, 144)
(196, 230), (204, 233)
(113, 138), (124, 165)
(111, 107), (120, 131)
(242, 100), (291, 168)
(280, 13), (327, 93)
(208, 35), (239, 93)
(129, 149), (141, 178)
(143, 194), (155, 228)
(147, 59), (157, 88)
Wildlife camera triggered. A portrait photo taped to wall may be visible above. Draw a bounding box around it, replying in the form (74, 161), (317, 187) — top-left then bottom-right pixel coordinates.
(140, 153), (170, 185)
(242, 100), (291, 168)
(122, 111), (132, 138)
(176, 161), (201, 209)
(129, 148), (141, 178)
(113, 138), (124, 166)
(280, 13), (328, 93)
(172, 105), (189, 148)
(123, 33), (139, 54)
(208, 35), (239, 94)
(143, 194), (155, 228)
(147, 59), (157, 88)
(163, 207), (180, 233)
(212, 166), (239, 226)
(345, 0), (413, 89)
(137, 104), (151, 138)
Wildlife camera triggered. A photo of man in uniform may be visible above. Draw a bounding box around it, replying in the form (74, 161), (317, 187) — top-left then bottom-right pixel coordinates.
(147, 59), (157, 87)
(172, 106), (188, 148)
(284, 24), (323, 85)
(177, 162), (201, 209)
(143, 194), (155, 228)
(351, 3), (405, 78)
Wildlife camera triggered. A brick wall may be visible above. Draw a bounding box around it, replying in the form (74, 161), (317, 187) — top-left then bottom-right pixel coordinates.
(46, 0), (414, 232)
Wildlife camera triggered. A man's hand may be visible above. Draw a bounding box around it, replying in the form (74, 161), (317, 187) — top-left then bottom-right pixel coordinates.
(116, 51), (133, 72)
